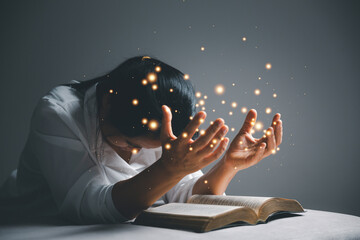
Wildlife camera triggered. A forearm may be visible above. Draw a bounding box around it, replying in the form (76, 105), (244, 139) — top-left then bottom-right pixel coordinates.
(112, 159), (185, 219)
(192, 157), (237, 195)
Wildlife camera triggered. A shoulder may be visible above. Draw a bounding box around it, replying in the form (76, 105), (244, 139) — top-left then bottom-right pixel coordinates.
(30, 83), (84, 137)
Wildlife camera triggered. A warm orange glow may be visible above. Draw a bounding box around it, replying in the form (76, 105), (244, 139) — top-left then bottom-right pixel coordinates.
(142, 79), (148, 85)
(141, 118), (148, 124)
(215, 84), (225, 95)
(132, 99), (139, 106)
(155, 66), (161, 72)
(147, 72), (157, 83)
(148, 120), (159, 131)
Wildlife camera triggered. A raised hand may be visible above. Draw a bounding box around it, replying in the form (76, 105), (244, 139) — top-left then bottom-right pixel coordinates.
(223, 109), (283, 171)
(158, 105), (229, 177)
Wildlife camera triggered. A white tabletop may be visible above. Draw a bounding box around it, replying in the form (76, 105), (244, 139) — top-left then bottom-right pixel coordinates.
(1, 209), (360, 240)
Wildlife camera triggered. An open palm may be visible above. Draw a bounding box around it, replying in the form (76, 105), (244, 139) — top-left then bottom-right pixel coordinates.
(224, 109), (283, 171)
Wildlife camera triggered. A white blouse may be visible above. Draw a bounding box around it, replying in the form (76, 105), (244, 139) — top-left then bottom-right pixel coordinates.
(0, 80), (203, 224)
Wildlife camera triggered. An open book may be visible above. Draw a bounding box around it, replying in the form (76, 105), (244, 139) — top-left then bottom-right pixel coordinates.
(134, 194), (304, 232)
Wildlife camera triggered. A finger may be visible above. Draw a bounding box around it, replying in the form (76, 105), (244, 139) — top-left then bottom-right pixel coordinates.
(271, 113), (281, 129)
(252, 142), (267, 164)
(274, 119), (283, 146)
(160, 105), (176, 143)
(202, 137), (229, 166)
(179, 111), (207, 143)
(192, 118), (225, 150)
(196, 125), (228, 157)
(264, 127), (276, 156)
(239, 109), (257, 135)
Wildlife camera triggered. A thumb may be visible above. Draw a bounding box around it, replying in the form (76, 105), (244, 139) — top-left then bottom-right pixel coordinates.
(160, 105), (176, 143)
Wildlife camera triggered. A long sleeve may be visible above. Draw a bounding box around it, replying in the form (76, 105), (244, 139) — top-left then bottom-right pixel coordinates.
(29, 98), (126, 224)
(162, 170), (204, 203)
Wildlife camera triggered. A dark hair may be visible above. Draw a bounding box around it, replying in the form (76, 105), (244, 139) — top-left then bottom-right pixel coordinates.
(64, 56), (197, 139)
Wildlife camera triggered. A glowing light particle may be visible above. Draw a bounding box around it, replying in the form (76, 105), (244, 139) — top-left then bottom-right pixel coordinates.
(273, 93), (277, 98)
(239, 141), (243, 144)
(199, 118), (204, 123)
(199, 100), (205, 106)
(204, 180), (208, 184)
(232, 83), (235, 86)
(231, 102), (238, 108)
(210, 121), (214, 125)
(147, 72), (157, 83)
(200, 46), (205, 51)
(254, 89), (261, 95)
(273, 121), (277, 125)
(109, 89), (114, 94)
(148, 120), (159, 131)
(271, 149), (276, 154)
(195, 92), (202, 98)
(250, 129), (255, 134)
(152, 84), (158, 90)
(258, 76), (262, 80)
(204, 95), (208, 99)
(200, 129), (206, 135)
(221, 100), (226, 104)
(215, 84), (225, 95)
(266, 130), (272, 136)
(277, 147), (280, 151)
(255, 121), (264, 131)
(241, 107), (248, 113)
(189, 116), (193, 120)
(182, 132), (188, 138)
(201, 107), (206, 110)
(229, 111), (233, 116)
(212, 109), (215, 112)
(142, 79), (148, 85)
(132, 99), (139, 106)
(195, 104), (199, 107)
(184, 74), (190, 80)
(242, 37), (247, 42)
(265, 107), (272, 114)
(141, 118), (148, 124)
(212, 139), (217, 144)
(265, 63), (272, 70)
(155, 66), (161, 72)
(165, 143), (171, 150)
(169, 88), (174, 92)
(231, 128), (235, 132)
(210, 144), (214, 148)
(132, 149), (138, 154)
(189, 147), (193, 151)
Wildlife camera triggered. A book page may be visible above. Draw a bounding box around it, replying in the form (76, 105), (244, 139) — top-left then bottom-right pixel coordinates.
(145, 203), (244, 217)
(188, 195), (272, 214)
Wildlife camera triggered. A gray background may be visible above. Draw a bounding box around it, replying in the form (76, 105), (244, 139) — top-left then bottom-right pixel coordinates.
(1, 0), (359, 216)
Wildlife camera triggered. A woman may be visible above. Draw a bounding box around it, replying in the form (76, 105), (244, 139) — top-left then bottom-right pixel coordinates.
(0, 56), (282, 224)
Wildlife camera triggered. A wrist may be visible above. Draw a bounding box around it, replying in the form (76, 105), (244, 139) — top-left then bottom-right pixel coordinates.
(156, 157), (187, 180)
(221, 153), (239, 172)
